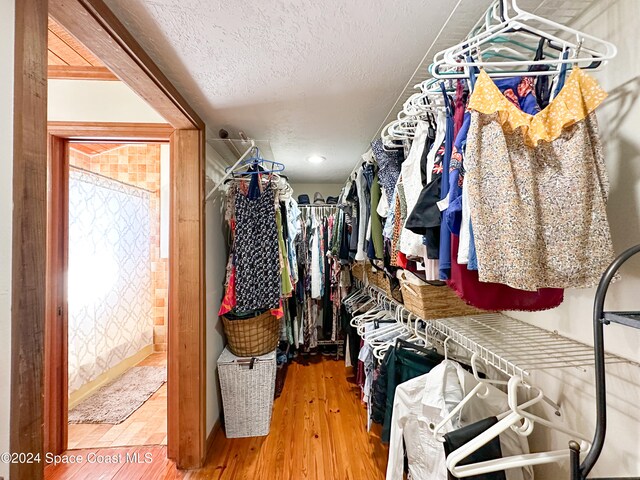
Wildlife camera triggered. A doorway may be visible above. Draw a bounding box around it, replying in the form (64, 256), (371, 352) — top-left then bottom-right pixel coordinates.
(63, 142), (169, 449)
(12, 0), (207, 476)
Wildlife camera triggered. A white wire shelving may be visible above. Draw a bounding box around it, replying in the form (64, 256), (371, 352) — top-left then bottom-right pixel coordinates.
(353, 280), (633, 379)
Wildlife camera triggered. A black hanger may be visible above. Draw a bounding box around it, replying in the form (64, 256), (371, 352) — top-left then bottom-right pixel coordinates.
(395, 338), (438, 356)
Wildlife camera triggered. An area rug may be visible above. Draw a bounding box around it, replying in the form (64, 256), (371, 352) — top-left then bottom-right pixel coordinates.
(68, 366), (166, 424)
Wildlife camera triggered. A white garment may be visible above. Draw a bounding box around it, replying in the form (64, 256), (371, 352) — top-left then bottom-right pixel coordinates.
(377, 188), (390, 218)
(358, 332), (375, 405)
(399, 121), (429, 258)
(355, 167), (368, 261)
(422, 111), (447, 274)
(396, 121), (441, 280)
(310, 212), (322, 299)
(458, 184), (471, 264)
(286, 197), (301, 284)
(386, 360), (533, 480)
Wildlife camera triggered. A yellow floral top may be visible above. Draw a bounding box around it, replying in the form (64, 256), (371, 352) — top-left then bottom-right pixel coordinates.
(468, 68), (608, 147)
(464, 69), (614, 291)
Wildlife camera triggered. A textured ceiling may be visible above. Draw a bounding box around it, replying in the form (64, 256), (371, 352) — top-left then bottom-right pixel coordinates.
(101, 0), (493, 182)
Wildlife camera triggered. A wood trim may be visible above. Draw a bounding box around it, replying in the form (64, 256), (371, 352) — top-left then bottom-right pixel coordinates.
(168, 129), (206, 469)
(44, 136), (69, 456)
(48, 121), (174, 141)
(48, 65), (118, 80)
(48, 0), (205, 130)
(11, 0), (48, 478)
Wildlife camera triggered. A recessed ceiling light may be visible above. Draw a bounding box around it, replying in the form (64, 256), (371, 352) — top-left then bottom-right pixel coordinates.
(307, 155), (326, 164)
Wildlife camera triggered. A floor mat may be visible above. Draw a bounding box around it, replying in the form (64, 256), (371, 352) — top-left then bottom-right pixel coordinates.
(68, 366), (166, 424)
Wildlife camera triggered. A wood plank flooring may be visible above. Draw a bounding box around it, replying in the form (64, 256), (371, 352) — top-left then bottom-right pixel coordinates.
(67, 353), (168, 449)
(47, 357), (388, 479)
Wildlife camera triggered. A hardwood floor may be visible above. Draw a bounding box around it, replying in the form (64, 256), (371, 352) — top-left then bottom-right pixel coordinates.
(67, 353), (168, 450)
(47, 357), (388, 479)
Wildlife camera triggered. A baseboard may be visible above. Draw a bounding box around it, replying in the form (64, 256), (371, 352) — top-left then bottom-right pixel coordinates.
(206, 419), (221, 456)
(68, 344), (154, 409)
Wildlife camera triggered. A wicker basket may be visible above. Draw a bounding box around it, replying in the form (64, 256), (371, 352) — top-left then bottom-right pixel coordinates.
(352, 262), (366, 282)
(222, 310), (280, 357)
(369, 268), (392, 297)
(399, 272), (484, 319)
(217, 347), (276, 438)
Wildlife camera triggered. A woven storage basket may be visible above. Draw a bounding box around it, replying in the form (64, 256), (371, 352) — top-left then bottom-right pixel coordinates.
(352, 262), (366, 282)
(369, 269), (392, 297)
(399, 272), (484, 319)
(222, 310), (280, 357)
(217, 347), (276, 438)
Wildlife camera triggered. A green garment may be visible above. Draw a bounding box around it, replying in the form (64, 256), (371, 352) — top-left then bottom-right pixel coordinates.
(276, 209), (293, 297)
(370, 174), (384, 259)
(381, 346), (444, 443)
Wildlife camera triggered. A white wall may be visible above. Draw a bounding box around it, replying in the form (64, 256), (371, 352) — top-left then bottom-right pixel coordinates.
(290, 182), (343, 200)
(508, 2), (640, 477)
(0, 0), (14, 477)
(204, 145), (228, 436)
(48, 79), (165, 123)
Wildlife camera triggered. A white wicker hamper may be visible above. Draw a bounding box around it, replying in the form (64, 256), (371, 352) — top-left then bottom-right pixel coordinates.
(217, 347), (276, 438)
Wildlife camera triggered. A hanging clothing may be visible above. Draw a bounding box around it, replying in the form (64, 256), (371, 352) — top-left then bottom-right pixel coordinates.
(370, 173), (384, 259)
(322, 218), (333, 338)
(276, 208), (293, 297)
(465, 68), (614, 290)
(234, 184), (281, 312)
(371, 138), (403, 201)
(399, 121), (431, 258)
(355, 167), (369, 261)
(405, 110), (447, 259)
(285, 197), (301, 285)
(528, 38), (552, 109)
(449, 234), (565, 311)
(386, 360), (533, 480)
(310, 213), (322, 299)
(443, 417), (506, 480)
(390, 179), (407, 266)
(438, 93), (455, 281)
(379, 345), (444, 443)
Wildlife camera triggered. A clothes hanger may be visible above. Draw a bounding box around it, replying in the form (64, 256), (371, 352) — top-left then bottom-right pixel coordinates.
(350, 303), (383, 328)
(372, 308), (414, 360)
(434, 0), (615, 78)
(430, 352), (511, 440)
(446, 375), (592, 478)
(227, 146), (286, 176)
(357, 309), (395, 337)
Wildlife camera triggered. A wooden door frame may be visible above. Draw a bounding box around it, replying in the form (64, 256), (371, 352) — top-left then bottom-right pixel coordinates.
(12, 1), (207, 478)
(44, 122), (174, 457)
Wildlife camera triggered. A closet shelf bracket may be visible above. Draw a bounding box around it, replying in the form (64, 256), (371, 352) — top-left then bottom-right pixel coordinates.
(601, 311), (640, 329)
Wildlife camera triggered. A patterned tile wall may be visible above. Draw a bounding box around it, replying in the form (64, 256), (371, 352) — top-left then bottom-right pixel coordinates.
(69, 144), (168, 350)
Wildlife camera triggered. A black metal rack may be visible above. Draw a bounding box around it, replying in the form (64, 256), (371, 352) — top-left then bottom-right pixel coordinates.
(570, 244), (640, 480)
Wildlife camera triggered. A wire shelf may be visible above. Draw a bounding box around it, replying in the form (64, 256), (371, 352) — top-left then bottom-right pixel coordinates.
(354, 280), (633, 379)
(429, 314), (629, 378)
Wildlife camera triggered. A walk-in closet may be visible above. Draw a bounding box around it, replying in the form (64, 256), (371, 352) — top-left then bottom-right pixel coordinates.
(204, 1), (640, 479)
(4, 0), (640, 479)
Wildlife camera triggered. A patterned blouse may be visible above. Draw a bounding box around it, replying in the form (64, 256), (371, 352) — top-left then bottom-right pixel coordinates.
(465, 68), (614, 290)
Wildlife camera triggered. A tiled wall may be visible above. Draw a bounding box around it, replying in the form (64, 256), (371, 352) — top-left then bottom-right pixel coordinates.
(69, 144), (168, 351)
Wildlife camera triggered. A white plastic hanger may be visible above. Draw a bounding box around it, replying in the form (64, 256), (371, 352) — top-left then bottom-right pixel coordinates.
(430, 353), (510, 440)
(433, 0), (616, 79)
(446, 375), (592, 478)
